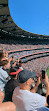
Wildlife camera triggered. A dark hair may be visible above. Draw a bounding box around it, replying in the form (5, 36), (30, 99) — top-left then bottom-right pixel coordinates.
(0, 60), (9, 66)
(18, 60), (23, 67)
(9, 68), (16, 78)
(0, 51), (4, 59)
(47, 95), (49, 106)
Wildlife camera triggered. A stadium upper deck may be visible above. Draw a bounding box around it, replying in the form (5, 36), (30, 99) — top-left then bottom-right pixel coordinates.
(0, 0), (49, 39)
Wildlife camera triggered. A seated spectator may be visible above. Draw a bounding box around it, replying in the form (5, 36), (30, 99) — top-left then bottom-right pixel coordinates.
(4, 68), (22, 101)
(12, 69), (46, 111)
(0, 60), (10, 92)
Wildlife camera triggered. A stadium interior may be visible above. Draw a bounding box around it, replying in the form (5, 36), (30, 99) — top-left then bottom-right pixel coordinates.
(0, 0), (49, 111)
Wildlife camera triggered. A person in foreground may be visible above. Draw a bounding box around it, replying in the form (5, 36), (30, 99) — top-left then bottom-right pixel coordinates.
(12, 69), (46, 111)
(0, 89), (16, 111)
(0, 101), (16, 111)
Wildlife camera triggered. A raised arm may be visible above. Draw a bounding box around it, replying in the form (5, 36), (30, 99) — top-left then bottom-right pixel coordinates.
(31, 76), (41, 93)
(45, 74), (49, 106)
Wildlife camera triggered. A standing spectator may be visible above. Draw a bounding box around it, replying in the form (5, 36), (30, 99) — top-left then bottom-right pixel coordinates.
(12, 69), (46, 111)
(0, 60), (10, 92)
(4, 68), (21, 101)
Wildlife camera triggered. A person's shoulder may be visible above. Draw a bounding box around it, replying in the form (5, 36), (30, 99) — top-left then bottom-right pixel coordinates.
(13, 86), (20, 94)
(2, 69), (9, 77)
(0, 67), (7, 76)
(6, 78), (12, 84)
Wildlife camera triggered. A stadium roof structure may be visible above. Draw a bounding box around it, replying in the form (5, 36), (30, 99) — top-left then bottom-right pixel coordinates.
(0, 0), (49, 39)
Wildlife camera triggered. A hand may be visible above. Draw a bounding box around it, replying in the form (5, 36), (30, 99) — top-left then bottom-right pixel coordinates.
(37, 76), (41, 86)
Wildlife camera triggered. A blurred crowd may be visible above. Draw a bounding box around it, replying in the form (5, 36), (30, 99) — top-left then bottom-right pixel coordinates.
(0, 44), (49, 73)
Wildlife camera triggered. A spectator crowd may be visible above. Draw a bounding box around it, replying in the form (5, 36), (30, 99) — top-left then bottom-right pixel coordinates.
(0, 45), (49, 111)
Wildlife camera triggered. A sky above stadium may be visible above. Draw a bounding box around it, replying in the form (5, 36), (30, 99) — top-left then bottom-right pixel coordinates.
(9, 0), (49, 35)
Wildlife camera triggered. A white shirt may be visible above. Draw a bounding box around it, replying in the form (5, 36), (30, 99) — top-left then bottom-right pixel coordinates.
(12, 87), (46, 111)
(0, 67), (10, 92)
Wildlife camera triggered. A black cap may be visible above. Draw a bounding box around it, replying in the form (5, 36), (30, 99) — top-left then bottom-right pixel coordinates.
(17, 69), (35, 83)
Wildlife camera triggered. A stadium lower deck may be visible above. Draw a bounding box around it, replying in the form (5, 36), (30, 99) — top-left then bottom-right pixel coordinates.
(0, 42), (49, 74)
